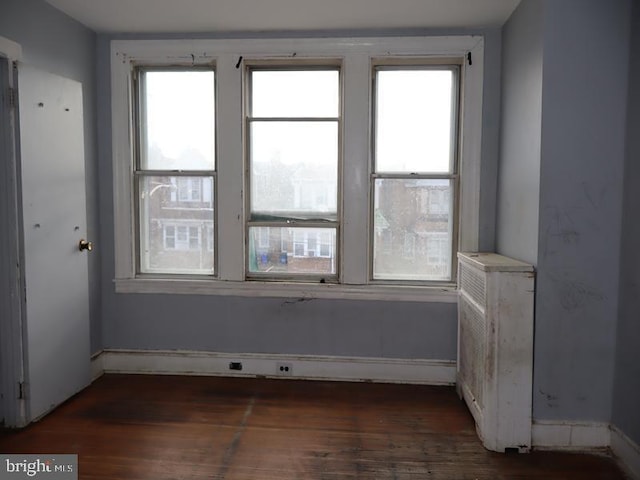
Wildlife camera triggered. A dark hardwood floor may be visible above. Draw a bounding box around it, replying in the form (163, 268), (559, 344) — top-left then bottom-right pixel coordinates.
(0, 374), (628, 479)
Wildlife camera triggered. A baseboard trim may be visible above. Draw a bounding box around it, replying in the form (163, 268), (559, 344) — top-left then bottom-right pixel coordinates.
(90, 351), (104, 381)
(531, 420), (611, 451)
(91, 349), (456, 386)
(611, 425), (640, 480)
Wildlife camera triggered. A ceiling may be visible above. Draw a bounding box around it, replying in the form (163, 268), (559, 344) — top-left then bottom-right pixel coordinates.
(44, 0), (521, 34)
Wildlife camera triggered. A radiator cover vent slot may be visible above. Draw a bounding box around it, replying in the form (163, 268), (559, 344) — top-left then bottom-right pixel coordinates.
(459, 261), (486, 310)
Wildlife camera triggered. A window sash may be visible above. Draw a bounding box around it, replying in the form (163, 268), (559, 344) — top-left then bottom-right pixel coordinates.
(246, 65), (341, 118)
(372, 65), (460, 176)
(370, 63), (461, 283)
(247, 225), (338, 280)
(245, 65), (342, 280)
(133, 66), (217, 276)
(134, 66), (217, 172)
(136, 173), (216, 274)
(370, 176), (458, 284)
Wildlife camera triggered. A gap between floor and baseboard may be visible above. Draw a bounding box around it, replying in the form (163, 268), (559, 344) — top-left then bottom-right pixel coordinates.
(89, 349), (640, 479)
(90, 349), (456, 386)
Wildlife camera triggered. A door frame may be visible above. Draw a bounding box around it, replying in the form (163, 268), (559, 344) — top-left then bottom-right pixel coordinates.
(0, 36), (28, 428)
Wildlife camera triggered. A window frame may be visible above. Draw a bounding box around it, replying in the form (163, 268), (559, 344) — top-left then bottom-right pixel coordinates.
(111, 36), (484, 303)
(163, 225), (176, 250)
(162, 223), (202, 251)
(131, 65), (217, 276)
(176, 178), (203, 203)
(244, 62), (342, 282)
(370, 62), (461, 284)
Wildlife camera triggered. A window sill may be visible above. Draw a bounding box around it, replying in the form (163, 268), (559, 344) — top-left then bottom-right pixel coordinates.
(113, 278), (458, 303)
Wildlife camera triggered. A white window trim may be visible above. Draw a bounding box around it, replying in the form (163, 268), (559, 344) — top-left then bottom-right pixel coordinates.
(163, 225), (175, 250)
(207, 225), (214, 252)
(163, 223), (202, 251)
(111, 36), (483, 302)
(289, 231), (333, 259)
(177, 178), (202, 202)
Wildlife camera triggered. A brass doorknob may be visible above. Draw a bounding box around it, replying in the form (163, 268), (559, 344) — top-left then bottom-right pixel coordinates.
(79, 239), (93, 252)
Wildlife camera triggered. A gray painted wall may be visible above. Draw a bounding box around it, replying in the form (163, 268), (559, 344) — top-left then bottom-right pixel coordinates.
(613, 0), (640, 446)
(496, 0), (543, 266)
(103, 294), (457, 358)
(498, 0), (635, 425)
(96, 28), (502, 359)
(534, 0), (630, 422)
(478, 28), (502, 253)
(0, 0), (101, 353)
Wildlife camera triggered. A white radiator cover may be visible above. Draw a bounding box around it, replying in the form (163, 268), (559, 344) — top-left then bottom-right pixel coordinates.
(457, 252), (535, 453)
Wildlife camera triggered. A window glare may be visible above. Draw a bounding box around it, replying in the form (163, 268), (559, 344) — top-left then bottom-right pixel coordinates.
(376, 70), (453, 173)
(251, 70), (339, 118)
(250, 121), (338, 219)
(142, 70), (215, 170)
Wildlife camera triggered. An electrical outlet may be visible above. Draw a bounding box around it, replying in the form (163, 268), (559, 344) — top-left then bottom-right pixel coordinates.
(276, 362), (293, 376)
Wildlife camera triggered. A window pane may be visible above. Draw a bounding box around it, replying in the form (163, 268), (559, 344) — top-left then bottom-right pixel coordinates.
(376, 69), (454, 173)
(250, 121), (338, 220)
(251, 70), (339, 118)
(139, 176), (214, 274)
(141, 70), (215, 170)
(373, 178), (452, 281)
(248, 227), (336, 276)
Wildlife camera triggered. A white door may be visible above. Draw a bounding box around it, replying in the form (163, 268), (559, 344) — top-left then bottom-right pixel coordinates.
(17, 64), (91, 421)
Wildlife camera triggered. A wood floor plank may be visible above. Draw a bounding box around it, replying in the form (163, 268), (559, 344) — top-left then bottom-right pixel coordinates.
(0, 375), (628, 479)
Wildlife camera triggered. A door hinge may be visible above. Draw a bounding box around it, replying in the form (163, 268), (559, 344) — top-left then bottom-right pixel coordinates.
(18, 382), (25, 400)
